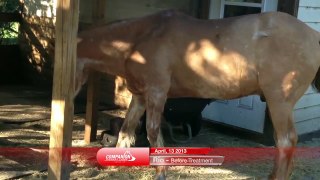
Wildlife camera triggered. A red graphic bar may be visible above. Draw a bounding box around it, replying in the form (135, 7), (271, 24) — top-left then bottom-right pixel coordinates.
(150, 147), (212, 155)
(1, 147), (320, 168)
(150, 155), (224, 166)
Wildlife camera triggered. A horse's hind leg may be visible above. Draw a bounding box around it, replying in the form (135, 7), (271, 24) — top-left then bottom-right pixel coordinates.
(267, 101), (297, 180)
(262, 83), (304, 180)
(116, 95), (145, 147)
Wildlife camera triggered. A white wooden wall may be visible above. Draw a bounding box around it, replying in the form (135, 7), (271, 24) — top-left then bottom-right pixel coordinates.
(297, 0), (320, 31)
(294, 0), (320, 134)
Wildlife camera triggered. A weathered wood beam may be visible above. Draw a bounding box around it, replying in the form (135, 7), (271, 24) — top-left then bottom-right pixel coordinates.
(48, 0), (79, 179)
(83, 0), (105, 144)
(84, 72), (100, 144)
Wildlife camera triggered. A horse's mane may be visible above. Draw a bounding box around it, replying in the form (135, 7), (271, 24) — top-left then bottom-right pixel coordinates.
(80, 10), (184, 34)
(104, 9), (183, 25)
(79, 18), (133, 32)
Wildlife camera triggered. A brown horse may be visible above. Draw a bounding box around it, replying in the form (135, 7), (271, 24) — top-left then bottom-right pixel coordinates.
(76, 10), (320, 180)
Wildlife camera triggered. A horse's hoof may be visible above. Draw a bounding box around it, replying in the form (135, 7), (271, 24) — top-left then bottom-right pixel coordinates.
(100, 131), (118, 147)
(155, 173), (166, 180)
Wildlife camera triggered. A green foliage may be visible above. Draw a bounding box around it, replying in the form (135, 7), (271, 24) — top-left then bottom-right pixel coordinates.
(0, 0), (20, 13)
(0, 0), (20, 45)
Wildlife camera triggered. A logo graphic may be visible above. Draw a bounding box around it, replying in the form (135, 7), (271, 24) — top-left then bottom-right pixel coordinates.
(105, 150), (136, 162)
(97, 148), (149, 166)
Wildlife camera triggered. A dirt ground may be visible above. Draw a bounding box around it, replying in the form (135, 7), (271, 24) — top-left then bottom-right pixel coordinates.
(1, 85), (320, 180)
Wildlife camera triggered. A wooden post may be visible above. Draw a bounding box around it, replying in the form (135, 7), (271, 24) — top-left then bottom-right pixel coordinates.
(92, 0), (106, 23)
(48, 0), (79, 179)
(83, 0), (104, 144)
(84, 72), (100, 143)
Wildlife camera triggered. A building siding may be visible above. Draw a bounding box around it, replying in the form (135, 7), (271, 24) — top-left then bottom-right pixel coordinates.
(298, 0), (320, 30)
(294, 1), (320, 134)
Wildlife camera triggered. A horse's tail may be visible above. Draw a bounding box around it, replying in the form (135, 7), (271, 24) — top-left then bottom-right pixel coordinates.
(311, 34), (320, 92)
(312, 66), (320, 92)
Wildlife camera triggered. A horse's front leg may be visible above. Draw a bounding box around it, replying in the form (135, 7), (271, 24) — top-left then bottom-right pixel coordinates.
(116, 95), (146, 147)
(146, 89), (168, 180)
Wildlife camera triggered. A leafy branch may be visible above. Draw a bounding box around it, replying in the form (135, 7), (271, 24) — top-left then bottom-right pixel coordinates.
(0, 0), (20, 44)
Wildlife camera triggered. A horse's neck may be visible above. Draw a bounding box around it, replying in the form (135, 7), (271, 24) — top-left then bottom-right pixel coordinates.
(79, 16), (157, 77)
(96, 19), (155, 75)
(83, 56), (126, 78)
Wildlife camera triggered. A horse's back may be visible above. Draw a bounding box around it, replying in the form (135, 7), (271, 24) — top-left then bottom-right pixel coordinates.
(159, 12), (320, 99)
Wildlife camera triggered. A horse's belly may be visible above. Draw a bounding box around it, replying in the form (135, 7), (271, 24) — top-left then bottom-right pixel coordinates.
(169, 73), (259, 99)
